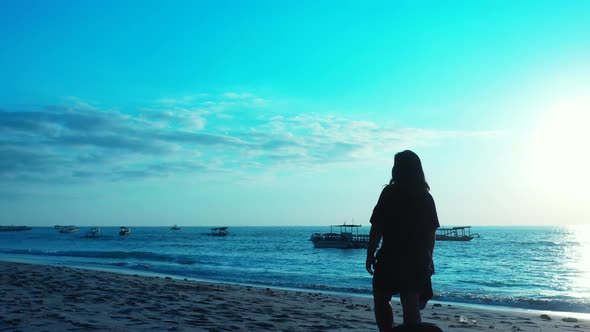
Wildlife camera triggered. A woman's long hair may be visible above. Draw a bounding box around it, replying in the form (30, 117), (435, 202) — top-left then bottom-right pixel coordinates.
(388, 150), (430, 192)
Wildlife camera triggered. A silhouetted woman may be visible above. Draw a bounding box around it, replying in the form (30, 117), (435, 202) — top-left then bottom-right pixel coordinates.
(366, 150), (439, 331)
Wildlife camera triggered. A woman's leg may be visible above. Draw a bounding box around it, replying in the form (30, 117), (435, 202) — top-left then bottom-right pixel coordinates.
(373, 290), (393, 332)
(400, 292), (421, 325)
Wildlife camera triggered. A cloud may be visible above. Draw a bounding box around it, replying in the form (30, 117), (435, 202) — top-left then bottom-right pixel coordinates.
(0, 95), (499, 184)
(155, 93), (209, 105)
(223, 92), (254, 99)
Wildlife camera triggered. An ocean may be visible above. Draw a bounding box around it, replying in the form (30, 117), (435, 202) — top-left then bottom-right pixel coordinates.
(1, 226), (589, 314)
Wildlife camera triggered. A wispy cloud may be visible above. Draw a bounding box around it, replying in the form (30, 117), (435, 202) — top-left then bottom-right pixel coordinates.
(155, 93), (209, 105)
(0, 93), (500, 183)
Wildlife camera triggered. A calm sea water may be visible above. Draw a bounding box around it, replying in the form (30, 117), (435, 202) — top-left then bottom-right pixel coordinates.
(1, 226), (589, 313)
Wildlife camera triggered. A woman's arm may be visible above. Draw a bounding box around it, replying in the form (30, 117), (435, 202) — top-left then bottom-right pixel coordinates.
(366, 186), (390, 275)
(427, 194), (439, 274)
(366, 223), (383, 275)
(428, 227), (436, 270)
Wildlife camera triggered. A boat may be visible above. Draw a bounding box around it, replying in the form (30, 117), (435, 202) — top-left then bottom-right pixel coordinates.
(310, 223), (369, 249)
(0, 226), (32, 232)
(82, 227), (101, 238)
(57, 225), (79, 233)
(119, 227), (131, 236)
(209, 227), (229, 236)
(170, 225), (181, 231)
(436, 226), (480, 241)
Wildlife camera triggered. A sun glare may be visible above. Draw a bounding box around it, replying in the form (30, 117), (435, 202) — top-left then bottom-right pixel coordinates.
(527, 100), (590, 212)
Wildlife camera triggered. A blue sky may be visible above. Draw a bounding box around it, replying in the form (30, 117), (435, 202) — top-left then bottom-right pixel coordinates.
(1, 1), (589, 226)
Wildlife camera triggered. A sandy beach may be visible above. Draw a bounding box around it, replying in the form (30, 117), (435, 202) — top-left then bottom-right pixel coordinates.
(0, 261), (588, 332)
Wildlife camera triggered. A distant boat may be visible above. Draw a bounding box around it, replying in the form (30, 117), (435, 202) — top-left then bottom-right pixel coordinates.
(58, 225), (79, 233)
(119, 227), (131, 236)
(436, 226), (480, 241)
(0, 226), (32, 232)
(310, 223), (369, 249)
(209, 227), (229, 236)
(170, 225), (181, 231)
(82, 227), (101, 238)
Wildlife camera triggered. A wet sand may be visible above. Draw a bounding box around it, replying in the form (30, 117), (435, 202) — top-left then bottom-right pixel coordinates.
(0, 261), (588, 331)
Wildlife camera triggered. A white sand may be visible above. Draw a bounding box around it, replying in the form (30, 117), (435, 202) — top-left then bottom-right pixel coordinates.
(0, 261), (588, 331)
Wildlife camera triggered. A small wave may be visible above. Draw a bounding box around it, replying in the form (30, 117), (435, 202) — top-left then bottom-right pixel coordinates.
(516, 240), (579, 247)
(435, 292), (590, 313)
(105, 262), (153, 270)
(0, 249), (197, 265)
(513, 240), (560, 247)
(100, 262), (374, 296)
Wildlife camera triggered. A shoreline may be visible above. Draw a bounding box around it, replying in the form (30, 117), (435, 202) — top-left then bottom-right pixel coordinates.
(1, 261), (589, 331)
(2, 256), (590, 321)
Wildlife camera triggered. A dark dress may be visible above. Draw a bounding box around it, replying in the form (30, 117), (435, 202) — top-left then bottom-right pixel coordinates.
(370, 184), (439, 302)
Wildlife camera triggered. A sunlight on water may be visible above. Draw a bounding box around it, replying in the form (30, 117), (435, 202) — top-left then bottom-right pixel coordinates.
(567, 225), (590, 298)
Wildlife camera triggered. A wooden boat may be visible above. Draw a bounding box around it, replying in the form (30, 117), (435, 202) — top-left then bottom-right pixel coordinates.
(436, 226), (480, 241)
(209, 227), (229, 236)
(119, 227), (131, 236)
(0, 226), (32, 232)
(82, 227), (101, 238)
(58, 225), (79, 233)
(310, 223), (369, 249)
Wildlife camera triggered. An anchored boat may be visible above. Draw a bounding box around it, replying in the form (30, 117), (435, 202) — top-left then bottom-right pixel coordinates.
(310, 223), (369, 249)
(209, 227), (229, 236)
(82, 227), (101, 238)
(436, 226), (480, 241)
(119, 227), (131, 236)
(57, 225), (79, 233)
(0, 226), (32, 232)
(0, 226), (33, 232)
